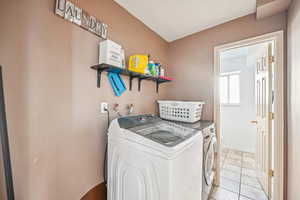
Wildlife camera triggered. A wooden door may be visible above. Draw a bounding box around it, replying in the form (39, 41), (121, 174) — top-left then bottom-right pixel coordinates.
(254, 43), (273, 198)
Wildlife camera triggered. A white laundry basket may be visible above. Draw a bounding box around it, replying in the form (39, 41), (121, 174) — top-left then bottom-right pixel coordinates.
(157, 101), (205, 123)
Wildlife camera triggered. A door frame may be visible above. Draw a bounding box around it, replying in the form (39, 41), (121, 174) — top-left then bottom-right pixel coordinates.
(213, 31), (285, 200)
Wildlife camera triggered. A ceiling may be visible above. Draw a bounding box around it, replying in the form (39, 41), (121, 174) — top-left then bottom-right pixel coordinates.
(114, 0), (257, 42)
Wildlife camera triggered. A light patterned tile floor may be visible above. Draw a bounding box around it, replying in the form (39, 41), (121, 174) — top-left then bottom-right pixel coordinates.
(209, 148), (268, 200)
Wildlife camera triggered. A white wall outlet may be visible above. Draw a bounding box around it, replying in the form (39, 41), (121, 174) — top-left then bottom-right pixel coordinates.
(101, 102), (108, 113)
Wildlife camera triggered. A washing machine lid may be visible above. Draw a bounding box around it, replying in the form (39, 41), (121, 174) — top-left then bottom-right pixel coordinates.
(130, 122), (199, 147)
(118, 115), (199, 147)
(118, 114), (161, 129)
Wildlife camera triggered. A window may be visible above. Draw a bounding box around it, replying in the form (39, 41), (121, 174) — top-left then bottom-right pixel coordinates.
(219, 71), (240, 105)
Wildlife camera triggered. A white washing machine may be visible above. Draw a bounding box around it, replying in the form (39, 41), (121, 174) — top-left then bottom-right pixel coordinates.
(202, 124), (217, 200)
(107, 114), (203, 200)
(170, 121), (217, 200)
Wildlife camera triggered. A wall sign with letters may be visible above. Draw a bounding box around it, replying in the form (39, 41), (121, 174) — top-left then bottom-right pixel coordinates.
(55, 0), (108, 39)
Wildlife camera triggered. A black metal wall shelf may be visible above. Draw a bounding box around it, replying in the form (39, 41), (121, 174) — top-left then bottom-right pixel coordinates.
(91, 64), (172, 93)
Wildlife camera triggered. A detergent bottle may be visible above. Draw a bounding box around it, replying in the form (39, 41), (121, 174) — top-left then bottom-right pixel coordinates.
(128, 55), (149, 74)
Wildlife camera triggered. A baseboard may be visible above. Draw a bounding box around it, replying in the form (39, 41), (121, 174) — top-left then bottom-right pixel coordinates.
(81, 182), (107, 200)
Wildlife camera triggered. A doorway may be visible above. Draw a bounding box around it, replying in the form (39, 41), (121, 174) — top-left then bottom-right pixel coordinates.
(213, 31), (285, 200)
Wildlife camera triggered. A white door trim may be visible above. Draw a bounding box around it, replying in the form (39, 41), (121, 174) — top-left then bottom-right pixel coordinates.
(213, 30), (285, 200)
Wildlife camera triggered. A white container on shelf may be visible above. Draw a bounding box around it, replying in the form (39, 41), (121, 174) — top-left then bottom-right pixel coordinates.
(120, 49), (126, 69)
(157, 100), (205, 123)
(99, 40), (122, 67)
(160, 68), (165, 76)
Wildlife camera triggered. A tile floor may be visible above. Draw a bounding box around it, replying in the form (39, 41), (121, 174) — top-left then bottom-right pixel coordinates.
(209, 148), (268, 200)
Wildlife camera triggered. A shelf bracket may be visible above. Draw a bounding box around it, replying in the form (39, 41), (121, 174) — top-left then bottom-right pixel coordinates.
(129, 75), (139, 91)
(156, 80), (160, 93)
(138, 77), (148, 92)
(97, 69), (102, 88)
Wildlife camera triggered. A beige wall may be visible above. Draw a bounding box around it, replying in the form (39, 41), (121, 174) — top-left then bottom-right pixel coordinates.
(166, 12), (287, 120)
(0, 0), (292, 199)
(287, 1), (300, 199)
(256, 0), (291, 19)
(0, 0), (168, 199)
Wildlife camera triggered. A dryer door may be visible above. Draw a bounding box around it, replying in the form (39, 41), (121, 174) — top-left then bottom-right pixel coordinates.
(204, 136), (217, 186)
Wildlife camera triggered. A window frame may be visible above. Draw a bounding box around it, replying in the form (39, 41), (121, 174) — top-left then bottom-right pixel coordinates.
(219, 71), (241, 106)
